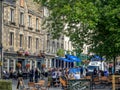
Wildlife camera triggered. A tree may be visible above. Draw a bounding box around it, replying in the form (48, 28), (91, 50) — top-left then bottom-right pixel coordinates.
(56, 49), (65, 57)
(34, 0), (120, 65)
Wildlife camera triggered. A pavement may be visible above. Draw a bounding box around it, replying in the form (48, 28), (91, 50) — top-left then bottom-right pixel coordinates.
(11, 78), (112, 90)
(12, 78), (62, 90)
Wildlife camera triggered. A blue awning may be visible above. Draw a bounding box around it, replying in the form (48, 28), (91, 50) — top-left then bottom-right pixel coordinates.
(65, 54), (81, 62)
(69, 68), (81, 74)
(91, 55), (105, 61)
(59, 57), (73, 62)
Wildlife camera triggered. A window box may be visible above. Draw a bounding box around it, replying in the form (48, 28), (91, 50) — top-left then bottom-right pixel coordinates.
(36, 29), (40, 32)
(41, 53), (45, 58)
(19, 24), (25, 27)
(37, 53), (42, 57)
(28, 27), (33, 30)
(10, 21), (16, 25)
(24, 51), (29, 56)
(17, 51), (23, 56)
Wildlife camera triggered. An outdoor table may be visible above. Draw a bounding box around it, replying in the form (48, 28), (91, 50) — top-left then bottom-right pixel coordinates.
(35, 83), (41, 89)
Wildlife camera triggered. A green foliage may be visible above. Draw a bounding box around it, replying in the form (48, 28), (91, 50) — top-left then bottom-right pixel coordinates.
(0, 80), (12, 90)
(35, 0), (120, 60)
(56, 49), (65, 57)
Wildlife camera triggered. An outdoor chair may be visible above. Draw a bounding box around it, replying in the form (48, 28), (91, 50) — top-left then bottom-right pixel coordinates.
(27, 82), (35, 90)
(115, 77), (120, 89)
(38, 80), (48, 90)
(59, 77), (67, 90)
(85, 76), (91, 80)
(100, 76), (109, 86)
(92, 77), (102, 89)
(107, 75), (112, 84)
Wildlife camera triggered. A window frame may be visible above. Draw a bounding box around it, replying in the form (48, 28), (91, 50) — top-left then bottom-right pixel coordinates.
(28, 36), (32, 48)
(20, 12), (24, 25)
(36, 38), (39, 49)
(10, 32), (14, 46)
(28, 15), (31, 27)
(20, 34), (23, 47)
(10, 8), (14, 22)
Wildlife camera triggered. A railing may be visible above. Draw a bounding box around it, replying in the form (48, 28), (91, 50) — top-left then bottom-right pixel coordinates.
(112, 75), (120, 90)
(67, 79), (91, 90)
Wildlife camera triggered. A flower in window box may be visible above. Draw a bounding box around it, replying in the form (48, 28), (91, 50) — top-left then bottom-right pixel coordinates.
(24, 51), (29, 56)
(26, 63), (30, 69)
(37, 53), (42, 57)
(42, 64), (46, 68)
(17, 51), (23, 56)
(17, 63), (21, 68)
(41, 53), (45, 58)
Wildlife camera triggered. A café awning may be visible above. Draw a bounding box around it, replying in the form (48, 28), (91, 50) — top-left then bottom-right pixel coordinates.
(59, 57), (73, 62)
(65, 54), (81, 62)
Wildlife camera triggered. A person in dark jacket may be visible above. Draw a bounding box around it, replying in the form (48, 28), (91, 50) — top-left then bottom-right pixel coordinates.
(35, 68), (39, 83)
(93, 68), (97, 76)
(17, 69), (23, 78)
(29, 68), (34, 82)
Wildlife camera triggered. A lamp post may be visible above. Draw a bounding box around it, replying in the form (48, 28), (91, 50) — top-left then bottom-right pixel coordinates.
(0, 44), (3, 79)
(0, 0), (3, 79)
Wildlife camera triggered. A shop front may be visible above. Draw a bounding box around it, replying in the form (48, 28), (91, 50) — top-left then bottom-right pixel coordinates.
(3, 52), (44, 72)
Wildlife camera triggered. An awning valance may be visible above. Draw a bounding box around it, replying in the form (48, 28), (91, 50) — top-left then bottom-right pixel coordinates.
(65, 54), (81, 62)
(59, 57), (73, 62)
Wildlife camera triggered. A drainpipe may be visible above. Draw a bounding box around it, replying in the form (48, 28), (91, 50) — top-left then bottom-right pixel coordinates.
(0, 0), (3, 79)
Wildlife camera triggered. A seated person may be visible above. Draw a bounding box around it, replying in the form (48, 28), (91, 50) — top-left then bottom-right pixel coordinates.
(74, 72), (80, 79)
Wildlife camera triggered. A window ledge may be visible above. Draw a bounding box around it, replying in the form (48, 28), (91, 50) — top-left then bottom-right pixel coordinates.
(19, 24), (25, 27)
(9, 21), (16, 25)
(28, 27), (33, 30)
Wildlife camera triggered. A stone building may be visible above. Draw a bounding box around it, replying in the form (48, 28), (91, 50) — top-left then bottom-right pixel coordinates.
(0, 0), (46, 72)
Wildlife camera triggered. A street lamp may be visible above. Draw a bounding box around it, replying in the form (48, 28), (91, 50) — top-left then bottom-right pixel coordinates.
(0, 0), (3, 79)
(0, 44), (3, 79)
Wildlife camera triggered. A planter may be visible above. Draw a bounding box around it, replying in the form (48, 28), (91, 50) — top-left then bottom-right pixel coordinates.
(17, 51), (23, 56)
(0, 80), (12, 90)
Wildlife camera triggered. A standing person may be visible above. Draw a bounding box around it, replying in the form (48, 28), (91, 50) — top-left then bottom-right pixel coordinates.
(80, 66), (83, 78)
(9, 69), (13, 79)
(52, 69), (57, 86)
(17, 69), (23, 78)
(93, 68), (97, 76)
(35, 68), (39, 83)
(16, 77), (25, 90)
(29, 68), (34, 82)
